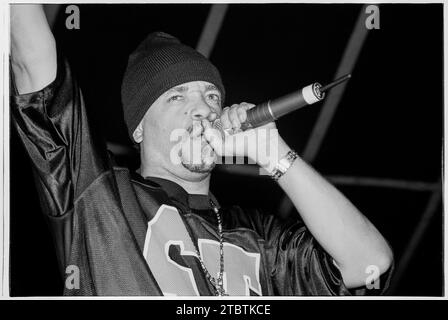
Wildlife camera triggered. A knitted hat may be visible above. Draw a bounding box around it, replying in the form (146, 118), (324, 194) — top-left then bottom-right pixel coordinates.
(121, 32), (225, 141)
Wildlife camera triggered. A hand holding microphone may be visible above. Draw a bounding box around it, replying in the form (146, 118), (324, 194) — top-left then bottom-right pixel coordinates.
(203, 74), (352, 166)
(212, 74), (351, 136)
(203, 102), (270, 162)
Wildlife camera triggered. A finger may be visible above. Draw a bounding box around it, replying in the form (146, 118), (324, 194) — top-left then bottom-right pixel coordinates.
(203, 123), (221, 143)
(207, 112), (218, 122)
(228, 105), (241, 129)
(191, 120), (203, 138)
(202, 143), (217, 166)
(236, 106), (247, 123)
(202, 119), (213, 132)
(239, 102), (255, 124)
(220, 106), (232, 130)
(203, 121), (223, 156)
(241, 102), (256, 110)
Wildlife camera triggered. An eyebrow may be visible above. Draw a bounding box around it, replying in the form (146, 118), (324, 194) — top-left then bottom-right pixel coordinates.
(205, 84), (220, 93)
(166, 85), (189, 94)
(166, 84), (221, 95)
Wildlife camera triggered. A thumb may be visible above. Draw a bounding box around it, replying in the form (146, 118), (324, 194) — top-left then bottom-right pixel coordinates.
(203, 120), (224, 156)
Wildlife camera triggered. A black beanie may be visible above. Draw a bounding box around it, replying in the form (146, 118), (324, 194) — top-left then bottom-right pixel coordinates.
(121, 32), (225, 140)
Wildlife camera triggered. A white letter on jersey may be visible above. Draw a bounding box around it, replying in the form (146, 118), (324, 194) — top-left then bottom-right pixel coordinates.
(143, 205), (262, 296)
(143, 205), (200, 296)
(198, 239), (261, 296)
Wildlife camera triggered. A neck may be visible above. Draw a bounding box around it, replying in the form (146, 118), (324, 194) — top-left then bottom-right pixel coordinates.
(140, 166), (211, 195)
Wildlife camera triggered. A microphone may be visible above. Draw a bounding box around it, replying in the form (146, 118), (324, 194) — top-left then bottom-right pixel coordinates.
(213, 74), (351, 135)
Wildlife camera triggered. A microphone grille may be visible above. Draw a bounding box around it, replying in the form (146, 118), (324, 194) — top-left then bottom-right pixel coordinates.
(212, 119), (223, 132)
(212, 119), (230, 138)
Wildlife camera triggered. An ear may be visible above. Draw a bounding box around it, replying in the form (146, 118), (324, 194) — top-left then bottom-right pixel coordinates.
(133, 121), (143, 144)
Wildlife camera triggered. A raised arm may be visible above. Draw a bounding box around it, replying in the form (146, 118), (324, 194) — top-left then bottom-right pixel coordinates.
(10, 2), (111, 211)
(10, 4), (112, 277)
(11, 4), (57, 94)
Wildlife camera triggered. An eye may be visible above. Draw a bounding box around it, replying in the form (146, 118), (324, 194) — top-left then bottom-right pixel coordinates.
(206, 93), (221, 104)
(168, 95), (184, 102)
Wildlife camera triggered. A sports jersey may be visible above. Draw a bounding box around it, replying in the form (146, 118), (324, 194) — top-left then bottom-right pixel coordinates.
(10, 54), (390, 296)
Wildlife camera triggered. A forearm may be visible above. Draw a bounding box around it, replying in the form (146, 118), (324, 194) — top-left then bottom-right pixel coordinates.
(11, 4), (57, 94)
(205, 99), (393, 287)
(262, 138), (393, 288)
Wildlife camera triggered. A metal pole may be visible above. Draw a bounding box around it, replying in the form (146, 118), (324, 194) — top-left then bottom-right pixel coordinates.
(303, 6), (370, 162)
(216, 165), (438, 192)
(325, 176), (439, 192)
(388, 184), (442, 294)
(278, 5), (371, 217)
(196, 4), (228, 58)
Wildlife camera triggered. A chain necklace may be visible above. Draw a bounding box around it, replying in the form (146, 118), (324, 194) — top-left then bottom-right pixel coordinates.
(192, 199), (228, 296)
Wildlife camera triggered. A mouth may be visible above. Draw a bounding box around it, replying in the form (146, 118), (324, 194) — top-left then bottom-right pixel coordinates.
(178, 122), (216, 161)
(186, 122), (213, 148)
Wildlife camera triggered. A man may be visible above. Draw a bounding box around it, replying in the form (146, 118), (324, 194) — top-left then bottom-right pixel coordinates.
(11, 5), (393, 296)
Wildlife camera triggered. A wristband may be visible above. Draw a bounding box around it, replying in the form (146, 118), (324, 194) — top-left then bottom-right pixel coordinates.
(270, 150), (299, 181)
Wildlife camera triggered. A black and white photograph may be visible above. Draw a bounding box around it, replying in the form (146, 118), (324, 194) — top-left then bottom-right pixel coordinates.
(1, 1), (444, 299)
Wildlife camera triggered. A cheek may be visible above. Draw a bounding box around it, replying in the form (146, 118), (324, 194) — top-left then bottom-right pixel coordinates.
(143, 114), (186, 154)
(144, 118), (169, 144)
(143, 104), (190, 143)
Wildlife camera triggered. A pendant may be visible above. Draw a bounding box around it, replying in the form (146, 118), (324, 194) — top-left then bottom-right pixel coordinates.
(217, 287), (229, 296)
(211, 278), (228, 296)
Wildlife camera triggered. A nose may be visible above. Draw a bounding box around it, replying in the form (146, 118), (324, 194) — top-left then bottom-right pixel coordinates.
(190, 96), (215, 121)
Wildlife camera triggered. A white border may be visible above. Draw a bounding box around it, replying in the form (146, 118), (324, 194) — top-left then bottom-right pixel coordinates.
(5, 1), (447, 4)
(1, 0), (446, 300)
(1, 1), (10, 298)
(443, 0), (447, 300)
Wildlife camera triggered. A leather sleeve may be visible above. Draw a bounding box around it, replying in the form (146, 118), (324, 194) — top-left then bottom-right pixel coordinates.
(226, 207), (393, 295)
(10, 53), (111, 272)
(10, 53), (110, 217)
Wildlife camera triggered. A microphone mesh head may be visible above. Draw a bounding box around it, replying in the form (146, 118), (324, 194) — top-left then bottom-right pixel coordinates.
(212, 119), (231, 137)
(212, 119), (223, 132)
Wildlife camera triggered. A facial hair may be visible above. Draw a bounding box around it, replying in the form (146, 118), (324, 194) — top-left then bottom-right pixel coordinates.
(180, 131), (217, 173)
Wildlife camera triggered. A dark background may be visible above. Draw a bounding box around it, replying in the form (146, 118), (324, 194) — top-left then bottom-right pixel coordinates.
(10, 3), (443, 296)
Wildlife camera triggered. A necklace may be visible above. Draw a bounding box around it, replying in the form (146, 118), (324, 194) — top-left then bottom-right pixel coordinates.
(193, 199), (227, 296)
